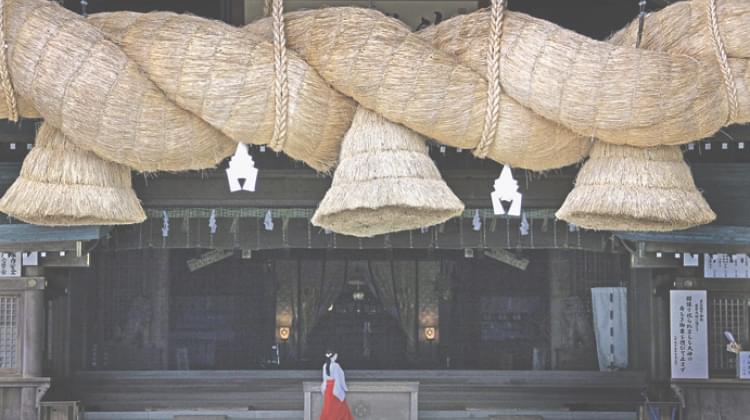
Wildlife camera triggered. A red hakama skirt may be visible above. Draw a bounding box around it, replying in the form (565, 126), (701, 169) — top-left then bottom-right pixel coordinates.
(320, 379), (353, 420)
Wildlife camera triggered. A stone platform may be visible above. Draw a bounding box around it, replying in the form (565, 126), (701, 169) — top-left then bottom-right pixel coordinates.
(303, 381), (418, 420)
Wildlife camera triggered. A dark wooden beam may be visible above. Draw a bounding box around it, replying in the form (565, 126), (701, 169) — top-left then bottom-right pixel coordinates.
(5, 161), (750, 228)
(692, 164), (750, 226)
(0, 121), (36, 143)
(0, 163), (20, 185)
(132, 168), (576, 210)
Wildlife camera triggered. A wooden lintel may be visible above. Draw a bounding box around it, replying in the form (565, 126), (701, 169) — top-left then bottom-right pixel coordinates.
(132, 168), (575, 209)
(0, 121), (36, 144)
(40, 252), (90, 268)
(630, 253), (682, 269)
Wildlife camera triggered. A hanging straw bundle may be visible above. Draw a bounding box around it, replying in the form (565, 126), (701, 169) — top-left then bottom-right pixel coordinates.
(554, 0), (741, 231)
(0, 123), (146, 226)
(312, 107), (464, 237)
(555, 143), (715, 232)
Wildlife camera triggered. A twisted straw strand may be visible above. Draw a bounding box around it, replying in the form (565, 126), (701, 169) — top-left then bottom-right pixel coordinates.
(0, 0), (18, 122)
(268, 0), (290, 152)
(707, 0), (739, 123)
(474, 0), (505, 159)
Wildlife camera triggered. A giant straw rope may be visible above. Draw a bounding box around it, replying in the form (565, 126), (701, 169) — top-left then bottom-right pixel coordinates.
(3, 0), (750, 171)
(0, 0), (748, 230)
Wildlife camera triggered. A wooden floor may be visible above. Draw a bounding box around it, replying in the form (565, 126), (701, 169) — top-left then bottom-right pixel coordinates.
(71, 370), (646, 413)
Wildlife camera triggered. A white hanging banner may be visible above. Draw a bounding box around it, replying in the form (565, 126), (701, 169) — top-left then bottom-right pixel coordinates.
(472, 210), (482, 231)
(264, 210), (274, 231)
(670, 290), (708, 379)
(0, 252), (22, 277)
(22, 252), (38, 266)
(704, 253), (750, 278)
(226, 143), (259, 192)
(491, 166), (522, 216)
(591, 287), (628, 371)
(738, 352), (750, 379)
(736, 254), (750, 278)
(682, 253), (699, 267)
(519, 212), (529, 236)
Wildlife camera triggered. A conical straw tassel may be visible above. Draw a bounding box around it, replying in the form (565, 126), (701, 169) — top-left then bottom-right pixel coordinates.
(312, 107), (464, 237)
(556, 142), (715, 232)
(0, 123), (146, 226)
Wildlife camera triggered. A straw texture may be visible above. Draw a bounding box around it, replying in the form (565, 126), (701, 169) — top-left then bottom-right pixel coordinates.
(0, 0), (749, 231)
(3, 0), (236, 171)
(555, 143), (716, 231)
(2, 1), (750, 171)
(88, 11), (355, 172)
(312, 107), (464, 237)
(247, 8), (591, 171)
(420, 5), (749, 147)
(0, 123), (146, 226)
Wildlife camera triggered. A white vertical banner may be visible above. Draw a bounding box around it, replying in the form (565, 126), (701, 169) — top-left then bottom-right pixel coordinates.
(0, 252), (22, 277)
(738, 352), (750, 379)
(670, 290), (708, 379)
(22, 252), (38, 266)
(591, 287), (628, 371)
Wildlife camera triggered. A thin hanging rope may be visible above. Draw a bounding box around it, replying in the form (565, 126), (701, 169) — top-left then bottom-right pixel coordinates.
(635, 0), (647, 48)
(474, 0), (505, 159)
(266, 0), (290, 152)
(706, 0), (739, 123)
(0, 0), (18, 122)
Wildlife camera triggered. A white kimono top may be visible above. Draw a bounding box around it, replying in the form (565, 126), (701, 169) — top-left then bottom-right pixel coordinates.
(321, 360), (348, 401)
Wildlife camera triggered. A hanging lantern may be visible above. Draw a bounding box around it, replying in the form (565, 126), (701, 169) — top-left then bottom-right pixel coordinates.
(312, 107), (464, 237)
(556, 143), (715, 231)
(0, 123), (145, 226)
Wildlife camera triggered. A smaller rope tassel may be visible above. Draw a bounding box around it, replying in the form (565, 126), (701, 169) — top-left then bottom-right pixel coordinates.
(707, 0), (739, 123)
(0, 0), (19, 122)
(267, 0), (290, 152)
(475, 0), (505, 159)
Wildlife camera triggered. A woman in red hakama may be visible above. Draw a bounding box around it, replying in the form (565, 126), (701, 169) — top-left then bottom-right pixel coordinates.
(320, 351), (353, 420)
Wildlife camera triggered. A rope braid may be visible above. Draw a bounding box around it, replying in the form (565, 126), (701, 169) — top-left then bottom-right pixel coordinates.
(0, 0), (18, 122)
(474, 0), (505, 159)
(267, 0), (290, 152)
(706, 0), (739, 123)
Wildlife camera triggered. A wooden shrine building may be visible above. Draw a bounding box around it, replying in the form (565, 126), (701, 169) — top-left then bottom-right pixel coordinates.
(1, 1), (750, 420)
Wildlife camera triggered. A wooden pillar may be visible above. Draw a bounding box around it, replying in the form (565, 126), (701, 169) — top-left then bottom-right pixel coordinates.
(548, 250), (596, 370)
(549, 250), (570, 369)
(220, 0), (246, 26)
(629, 268), (655, 377)
(146, 250), (170, 369)
(0, 273), (50, 420)
(417, 261), (440, 365)
(22, 273), (44, 378)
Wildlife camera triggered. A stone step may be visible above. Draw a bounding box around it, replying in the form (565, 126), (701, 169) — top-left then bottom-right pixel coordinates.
(83, 409), (637, 420)
(84, 411), (303, 420)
